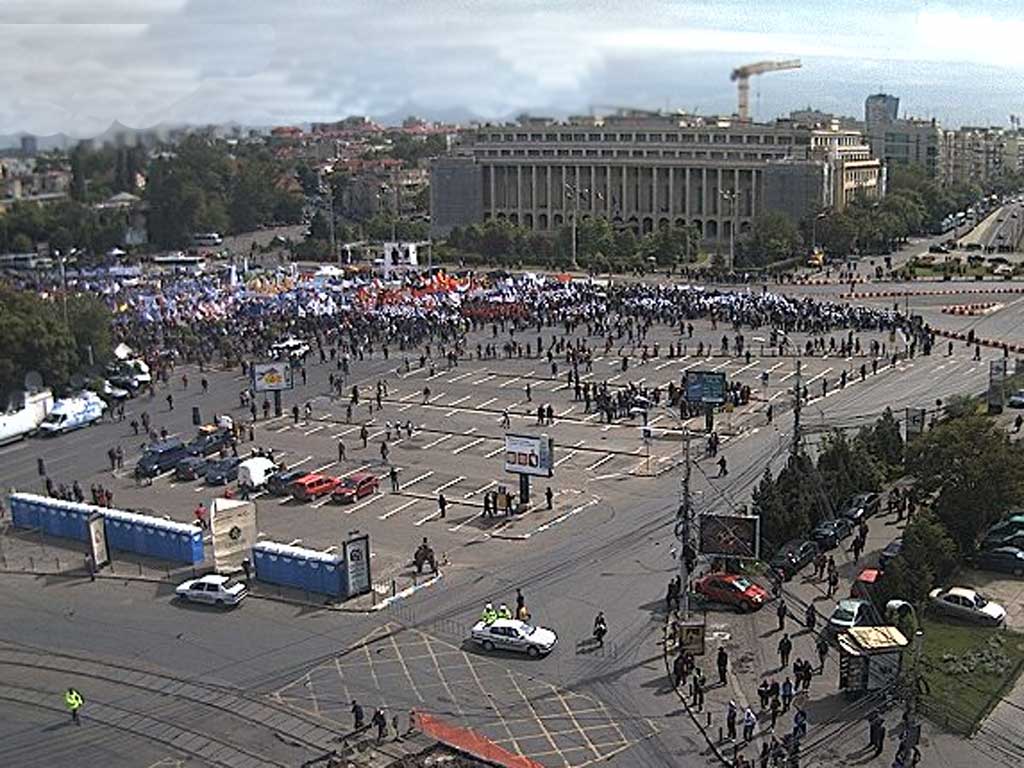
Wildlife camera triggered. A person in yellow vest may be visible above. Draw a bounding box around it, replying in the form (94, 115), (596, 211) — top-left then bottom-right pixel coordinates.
(65, 687), (83, 725)
(480, 603), (498, 624)
(497, 604), (513, 620)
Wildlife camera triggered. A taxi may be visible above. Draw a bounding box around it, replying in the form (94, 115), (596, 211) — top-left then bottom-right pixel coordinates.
(470, 618), (557, 657)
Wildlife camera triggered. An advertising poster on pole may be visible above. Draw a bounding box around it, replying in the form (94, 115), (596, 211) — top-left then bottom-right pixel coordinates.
(503, 433), (554, 477)
(210, 498), (257, 573)
(251, 362), (294, 393)
(345, 535), (372, 597)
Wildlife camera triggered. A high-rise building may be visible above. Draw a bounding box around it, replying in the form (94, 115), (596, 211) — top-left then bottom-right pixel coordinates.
(20, 135), (38, 155)
(430, 113), (882, 241)
(864, 94), (899, 131)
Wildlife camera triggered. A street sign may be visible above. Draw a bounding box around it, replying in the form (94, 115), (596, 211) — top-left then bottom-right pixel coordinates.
(344, 535), (372, 597)
(684, 371), (727, 405)
(676, 620), (706, 656)
(699, 514), (760, 559)
(251, 362), (294, 392)
(503, 433), (554, 478)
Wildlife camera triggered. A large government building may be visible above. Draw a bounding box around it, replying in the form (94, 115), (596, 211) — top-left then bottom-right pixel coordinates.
(430, 111), (883, 244)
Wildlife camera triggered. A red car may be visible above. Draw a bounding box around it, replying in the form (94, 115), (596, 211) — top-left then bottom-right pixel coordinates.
(332, 472), (380, 503)
(290, 473), (340, 501)
(694, 573), (769, 612)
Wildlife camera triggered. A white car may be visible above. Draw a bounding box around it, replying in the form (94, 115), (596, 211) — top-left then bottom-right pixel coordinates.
(471, 618), (557, 657)
(175, 574), (248, 608)
(271, 337), (310, 360)
(928, 586), (1006, 626)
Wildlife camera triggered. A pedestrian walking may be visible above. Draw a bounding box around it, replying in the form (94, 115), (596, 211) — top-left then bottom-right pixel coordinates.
(727, 700), (738, 741)
(717, 646), (729, 685)
(758, 679), (771, 709)
(743, 706), (757, 742)
(769, 695), (780, 730)
(390, 466), (399, 492)
(793, 706), (807, 738)
(437, 492), (447, 519)
(241, 557), (252, 582)
(360, 424), (369, 448)
(776, 600), (788, 631)
(827, 569), (839, 598)
(338, 440), (347, 462)
(352, 699), (365, 730)
(778, 633), (792, 668)
(717, 456), (728, 477)
(545, 485), (553, 510)
(781, 676), (793, 712)
(65, 687), (83, 725)
(816, 636), (829, 673)
(371, 707), (387, 742)
(805, 603), (817, 632)
(501, 409), (510, 429)
(691, 671), (705, 711)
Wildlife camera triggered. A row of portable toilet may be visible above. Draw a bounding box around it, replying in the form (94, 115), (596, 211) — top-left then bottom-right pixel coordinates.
(252, 541), (347, 597)
(10, 492), (204, 564)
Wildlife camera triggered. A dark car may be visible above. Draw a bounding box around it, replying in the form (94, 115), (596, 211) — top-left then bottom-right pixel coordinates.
(266, 468), (308, 496)
(174, 455), (210, 481)
(840, 493), (881, 524)
(187, 427), (234, 457)
(205, 457), (241, 485)
(971, 546), (1024, 577)
(811, 518), (854, 550)
(985, 515), (1024, 541)
(878, 538), (903, 569)
(981, 531), (1024, 552)
(769, 539), (819, 581)
(135, 438), (190, 479)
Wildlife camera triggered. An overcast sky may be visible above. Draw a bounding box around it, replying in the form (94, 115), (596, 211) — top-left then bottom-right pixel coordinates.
(3, 0), (1024, 137)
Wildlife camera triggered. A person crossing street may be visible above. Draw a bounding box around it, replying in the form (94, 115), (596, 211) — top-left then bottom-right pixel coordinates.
(65, 687), (83, 725)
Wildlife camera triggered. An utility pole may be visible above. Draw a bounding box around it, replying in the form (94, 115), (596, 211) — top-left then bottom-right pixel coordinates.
(326, 180), (338, 264)
(791, 359), (802, 457)
(677, 424), (694, 620)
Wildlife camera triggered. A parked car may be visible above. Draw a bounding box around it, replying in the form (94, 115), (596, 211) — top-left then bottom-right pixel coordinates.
(238, 456), (278, 492)
(205, 457), (241, 485)
(985, 514), (1024, 541)
(175, 574), (247, 607)
(971, 546), (1024, 577)
(136, 438), (190, 479)
(174, 455), (210, 481)
(1007, 390), (1024, 409)
(928, 586), (1006, 626)
(332, 472), (380, 503)
(187, 426), (234, 457)
(878, 538), (903, 569)
(694, 573), (769, 612)
(839, 493), (881, 524)
(291, 473), (340, 501)
(827, 598), (875, 637)
(266, 468), (308, 496)
(769, 539), (819, 581)
(811, 518), (854, 550)
(100, 379), (131, 402)
(470, 618), (557, 657)
(982, 531), (1024, 551)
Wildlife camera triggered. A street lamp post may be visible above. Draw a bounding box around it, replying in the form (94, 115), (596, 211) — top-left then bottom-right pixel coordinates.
(720, 190), (738, 272)
(564, 183), (603, 271)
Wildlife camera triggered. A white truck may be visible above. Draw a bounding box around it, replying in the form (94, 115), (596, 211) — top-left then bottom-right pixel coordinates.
(0, 389), (54, 445)
(37, 391), (107, 435)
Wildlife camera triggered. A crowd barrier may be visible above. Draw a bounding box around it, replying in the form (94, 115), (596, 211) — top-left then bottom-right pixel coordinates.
(251, 541), (346, 597)
(10, 493), (204, 564)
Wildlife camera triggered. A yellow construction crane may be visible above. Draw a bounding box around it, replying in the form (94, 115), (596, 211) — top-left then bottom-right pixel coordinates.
(730, 59), (801, 121)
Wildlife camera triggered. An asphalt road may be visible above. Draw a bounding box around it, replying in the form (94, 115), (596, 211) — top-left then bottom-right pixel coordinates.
(4, 280), (1024, 767)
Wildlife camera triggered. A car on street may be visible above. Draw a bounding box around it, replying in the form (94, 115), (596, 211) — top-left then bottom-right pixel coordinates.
(270, 337), (310, 361)
(1008, 390), (1024, 409)
(970, 546), (1024, 577)
(174, 455), (210, 481)
(769, 539), (819, 581)
(187, 427), (234, 457)
(928, 586), (1006, 626)
(694, 573), (769, 612)
(827, 598), (875, 637)
(331, 472), (380, 503)
(205, 457), (241, 485)
(839, 493), (881, 524)
(470, 618), (557, 657)
(266, 468), (307, 496)
(100, 379), (131, 402)
(878, 538), (903, 569)
(175, 574), (247, 607)
(811, 518), (854, 550)
(290, 473), (340, 501)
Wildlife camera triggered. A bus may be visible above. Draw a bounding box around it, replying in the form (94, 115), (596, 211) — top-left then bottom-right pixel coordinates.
(191, 232), (223, 247)
(151, 252), (207, 275)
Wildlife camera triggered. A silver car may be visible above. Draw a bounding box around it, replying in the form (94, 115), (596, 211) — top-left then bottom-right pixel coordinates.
(928, 587), (1006, 626)
(471, 618), (557, 657)
(176, 574), (248, 608)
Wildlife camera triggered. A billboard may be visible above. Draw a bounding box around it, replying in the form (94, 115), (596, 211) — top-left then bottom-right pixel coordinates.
(251, 362), (294, 392)
(504, 433), (554, 477)
(988, 359), (1008, 414)
(676, 620), (706, 656)
(345, 535), (372, 597)
(684, 371), (727, 404)
(699, 514), (760, 559)
(905, 407), (926, 438)
(210, 498), (257, 572)
(88, 513), (110, 569)
(380, 241), (419, 279)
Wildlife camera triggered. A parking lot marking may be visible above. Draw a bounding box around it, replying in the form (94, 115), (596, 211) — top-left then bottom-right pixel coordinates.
(477, 397), (498, 409)
(505, 670), (562, 759)
(339, 463), (371, 478)
(806, 367), (833, 386)
(290, 455), (313, 470)
(472, 374), (496, 385)
(452, 437), (485, 455)
(533, 497), (600, 535)
(399, 470), (435, 491)
(344, 492), (387, 514)
(421, 433), (453, 450)
(304, 425), (326, 436)
(330, 426), (360, 439)
(275, 424), (293, 433)
(312, 461), (338, 474)
(400, 391), (419, 402)
(586, 454), (615, 472)
(414, 476), (467, 525)
(311, 494), (335, 509)
(427, 391), (447, 404)
(378, 497), (420, 520)
(553, 439), (586, 468)
(447, 371), (474, 383)
(447, 395), (471, 406)
(463, 480), (497, 499)
(498, 376), (520, 388)
(484, 445), (504, 458)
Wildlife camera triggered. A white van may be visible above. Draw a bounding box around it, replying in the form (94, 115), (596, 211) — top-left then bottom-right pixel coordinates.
(0, 389), (54, 444)
(37, 391), (106, 435)
(238, 456), (277, 491)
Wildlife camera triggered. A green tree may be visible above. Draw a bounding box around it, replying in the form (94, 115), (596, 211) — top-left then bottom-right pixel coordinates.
(0, 286), (79, 399)
(738, 212), (802, 268)
(66, 294), (112, 368)
(816, 429), (884, 507)
(855, 408), (905, 475)
(906, 413), (1024, 552)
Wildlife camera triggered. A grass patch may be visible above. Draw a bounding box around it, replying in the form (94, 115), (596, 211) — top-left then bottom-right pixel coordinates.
(917, 617), (1024, 734)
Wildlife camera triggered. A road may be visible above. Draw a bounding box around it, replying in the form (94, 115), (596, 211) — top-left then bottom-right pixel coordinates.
(4, 277), (1024, 767)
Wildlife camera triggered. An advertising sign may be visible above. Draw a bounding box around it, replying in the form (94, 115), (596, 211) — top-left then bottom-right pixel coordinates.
(251, 362), (294, 393)
(684, 371), (727, 405)
(344, 535), (372, 597)
(988, 359), (1008, 414)
(210, 498), (257, 573)
(676, 620), (706, 656)
(905, 407), (926, 438)
(380, 242), (419, 279)
(699, 514), (760, 559)
(87, 513), (110, 569)
(503, 433), (554, 477)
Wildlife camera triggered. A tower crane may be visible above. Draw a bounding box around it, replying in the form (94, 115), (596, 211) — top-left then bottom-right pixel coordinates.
(730, 59), (801, 121)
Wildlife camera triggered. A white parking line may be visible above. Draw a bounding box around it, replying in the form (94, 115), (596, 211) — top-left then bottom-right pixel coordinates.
(586, 454), (615, 472)
(304, 424), (326, 436)
(377, 497), (420, 521)
(553, 439), (586, 468)
(400, 391), (419, 402)
(275, 424), (292, 433)
(533, 498), (600, 535)
(330, 426), (360, 439)
(432, 475), (466, 494)
(399, 471), (435, 491)
(344, 492), (386, 514)
(311, 494), (336, 509)
(339, 463), (371, 478)
(484, 445), (505, 458)
(498, 376), (521, 388)
(447, 395), (471, 406)
(452, 437), (485, 455)
(655, 358), (678, 370)
(312, 460), (338, 474)
(427, 391), (447, 403)
(447, 371), (474, 383)
(421, 433), (453, 450)
(463, 480), (497, 499)
(806, 367), (833, 386)
(473, 374), (496, 385)
(477, 397), (498, 409)
(289, 455), (314, 470)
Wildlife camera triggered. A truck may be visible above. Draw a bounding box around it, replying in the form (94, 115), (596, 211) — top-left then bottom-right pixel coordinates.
(0, 389), (54, 445)
(36, 391), (107, 435)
